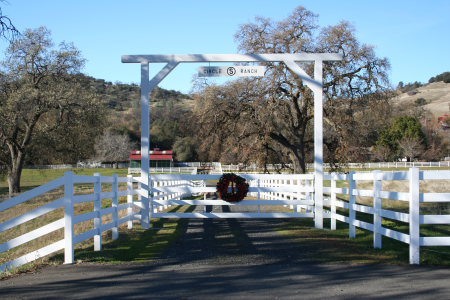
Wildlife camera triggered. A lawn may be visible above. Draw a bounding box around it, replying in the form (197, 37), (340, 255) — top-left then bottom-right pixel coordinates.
(281, 213), (450, 266)
(0, 168), (130, 196)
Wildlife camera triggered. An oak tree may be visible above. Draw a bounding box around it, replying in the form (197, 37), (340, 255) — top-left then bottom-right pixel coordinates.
(194, 6), (390, 173)
(0, 27), (102, 194)
(94, 130), (133, 168)
(0, 1), (19, 41)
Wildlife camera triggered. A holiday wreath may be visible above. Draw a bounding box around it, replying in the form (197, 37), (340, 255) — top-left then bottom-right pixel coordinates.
(216, 173), (249, 203)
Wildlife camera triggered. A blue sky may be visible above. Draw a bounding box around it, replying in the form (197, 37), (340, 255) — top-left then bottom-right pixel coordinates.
(2, 0), (449, 93)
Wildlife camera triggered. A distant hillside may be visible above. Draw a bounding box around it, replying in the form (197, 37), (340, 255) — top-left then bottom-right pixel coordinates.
(76, 74), (194, 112)
(393, 81), (450, 118)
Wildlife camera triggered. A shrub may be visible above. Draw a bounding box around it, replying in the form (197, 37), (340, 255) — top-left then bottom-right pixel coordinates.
(415, 97), (426, 105)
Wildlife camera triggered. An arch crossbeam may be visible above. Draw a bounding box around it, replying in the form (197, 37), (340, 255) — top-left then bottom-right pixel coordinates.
(122, 53), (342, 64)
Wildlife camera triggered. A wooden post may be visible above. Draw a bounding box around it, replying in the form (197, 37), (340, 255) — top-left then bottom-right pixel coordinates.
(330, 173), (336, 230)
(373, 170), (382, 248)
(64, 171), (74, 264)
(94, 173), (102, 251)
(409, 167), (420, 264)
(313, 61), (324, 230)
(140, 62), (150, 230)
(112, 174), (119, 240)
(127, 175), (133, 229)
(257, 179), (261, 213)
(349, 171), (356, 238)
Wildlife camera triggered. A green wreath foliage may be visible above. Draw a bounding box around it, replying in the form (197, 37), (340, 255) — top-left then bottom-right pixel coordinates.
(216, 173), (249, 203)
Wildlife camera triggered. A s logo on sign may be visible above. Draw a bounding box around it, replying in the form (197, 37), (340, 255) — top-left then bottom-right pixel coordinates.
(227, 67), (236, 76)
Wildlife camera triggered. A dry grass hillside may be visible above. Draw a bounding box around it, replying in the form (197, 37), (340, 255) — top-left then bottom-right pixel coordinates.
(394, 82), (450, 117)
(151, 97), (195, 112)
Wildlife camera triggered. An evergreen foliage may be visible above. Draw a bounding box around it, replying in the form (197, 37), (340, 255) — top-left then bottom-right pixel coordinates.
(376, 116), (425, 159)
(429, 72), (450, 83)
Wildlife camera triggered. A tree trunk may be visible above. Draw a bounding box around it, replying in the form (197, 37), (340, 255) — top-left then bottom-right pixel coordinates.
(288, 150), (307, 174)
(7, 154), (24, 196)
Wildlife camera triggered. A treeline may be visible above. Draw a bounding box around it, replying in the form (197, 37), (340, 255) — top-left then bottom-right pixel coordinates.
(397, 71), (450, 93)
(429, 72), (450, 84)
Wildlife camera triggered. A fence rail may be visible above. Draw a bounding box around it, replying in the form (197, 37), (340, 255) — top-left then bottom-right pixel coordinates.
(1, 168), (450, 271)
(324, 169), (450, 264)
(128, 167), (198, 174)
(20, 161), (450, 172)
(221, 161), (450, 172)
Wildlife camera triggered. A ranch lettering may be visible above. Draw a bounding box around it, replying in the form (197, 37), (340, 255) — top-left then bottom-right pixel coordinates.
(240, 68), (258, 73)
(198, 65), (266, 77)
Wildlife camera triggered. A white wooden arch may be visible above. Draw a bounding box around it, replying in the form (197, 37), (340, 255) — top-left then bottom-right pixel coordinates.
(121, 53), (343, 229)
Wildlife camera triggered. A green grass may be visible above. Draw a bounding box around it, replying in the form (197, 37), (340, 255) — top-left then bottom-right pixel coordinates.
(0, 204), (196, 279)
(49, 205), (196, 264)
(0, 168), (130, 196)
(278, 208), (450, 265)
(278, 218), (408, 264)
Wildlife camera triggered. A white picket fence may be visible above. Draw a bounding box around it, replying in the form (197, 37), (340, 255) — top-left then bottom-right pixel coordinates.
(329, 161), (450, 169)
(221, 161), (450, 172)
(1, 168), (450, 271)
(128, 167), (198, 174)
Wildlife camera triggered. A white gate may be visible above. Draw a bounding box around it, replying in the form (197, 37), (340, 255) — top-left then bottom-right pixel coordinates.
(148, 173), (315, 219)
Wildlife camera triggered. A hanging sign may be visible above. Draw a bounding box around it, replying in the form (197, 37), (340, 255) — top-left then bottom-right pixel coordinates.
(198, 66), (266, 77)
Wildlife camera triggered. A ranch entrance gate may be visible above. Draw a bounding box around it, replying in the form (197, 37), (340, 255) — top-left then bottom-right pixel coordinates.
(121, 53), (342, 229)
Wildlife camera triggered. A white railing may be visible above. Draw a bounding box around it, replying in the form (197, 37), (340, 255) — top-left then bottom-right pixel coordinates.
(0, 172), (136, 271)
(325, 169), (450, 264)
(21, 161), (450, 172)
(221, 161), (450, 172)
(325, 161), (450, 169)
(25, 162), (130, 169)
(150, 173), (314, 219)
(128, 167), (197, 174)
(1, 168), (450, 271)
(0, 171), (192, 272)
(174, 162), (219, 168)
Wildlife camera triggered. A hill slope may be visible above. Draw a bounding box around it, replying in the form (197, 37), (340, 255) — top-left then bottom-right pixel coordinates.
(394, 82), (450, 117)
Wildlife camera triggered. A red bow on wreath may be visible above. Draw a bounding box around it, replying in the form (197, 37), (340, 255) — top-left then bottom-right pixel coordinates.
(216, 173), (249, 203)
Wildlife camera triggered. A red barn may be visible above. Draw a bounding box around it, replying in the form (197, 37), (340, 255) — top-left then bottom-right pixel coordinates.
(129, 149), (174, 168)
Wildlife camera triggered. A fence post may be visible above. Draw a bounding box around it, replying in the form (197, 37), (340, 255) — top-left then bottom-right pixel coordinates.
(330, 173), (336, 230)
(409, 167), (420, 264)
(257, 179), (261, 213)
(373, 170), (382, 248)
(64, 171), (74, 264)
(112, 174), (119, 240)
(349, 171), (356, 238)
(94, 173), (102, 251)
(140, 175), (150, 229)
(294, 177), (300, 213)
(127, 175), (133, 229)
(305, 179), (312, 213)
